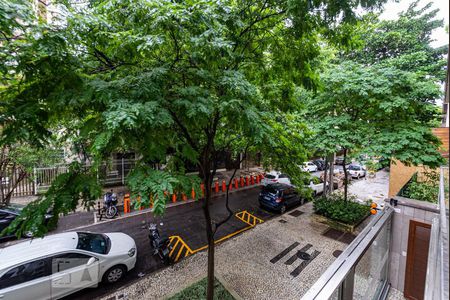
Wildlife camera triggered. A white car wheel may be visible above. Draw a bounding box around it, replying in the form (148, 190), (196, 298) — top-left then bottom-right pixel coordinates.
(104, 265), (126, 283)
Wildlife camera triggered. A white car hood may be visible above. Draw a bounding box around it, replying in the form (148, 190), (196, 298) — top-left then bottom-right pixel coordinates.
(105, 232), (136, 255)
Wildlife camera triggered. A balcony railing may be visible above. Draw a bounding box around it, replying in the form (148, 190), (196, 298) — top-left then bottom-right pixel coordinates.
(424, 166), (449, 300)
(302, 207), (393, 300)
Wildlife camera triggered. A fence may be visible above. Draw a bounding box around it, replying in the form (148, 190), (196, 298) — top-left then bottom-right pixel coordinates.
(1, 159), (138, 198)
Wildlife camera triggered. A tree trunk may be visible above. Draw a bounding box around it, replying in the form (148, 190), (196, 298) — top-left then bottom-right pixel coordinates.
(322, 156), (328, 197)
(342, 149), (348, 201)
(329, 153), (334, 194)
(201, 167), (215, 300)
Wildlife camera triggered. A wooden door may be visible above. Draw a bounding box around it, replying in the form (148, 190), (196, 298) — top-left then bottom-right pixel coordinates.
(404, 220), (431, 300)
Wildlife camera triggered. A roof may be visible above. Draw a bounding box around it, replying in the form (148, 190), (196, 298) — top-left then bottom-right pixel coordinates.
(265, 183), (292, 190)
(0, 232), (78, 271)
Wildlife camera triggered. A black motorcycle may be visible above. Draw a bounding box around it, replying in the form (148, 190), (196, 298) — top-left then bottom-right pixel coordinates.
(103, 190), (118, 219)
(147, 223), (173, 265)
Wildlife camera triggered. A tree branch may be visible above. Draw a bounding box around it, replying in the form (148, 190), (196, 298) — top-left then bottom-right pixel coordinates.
(212, 143), (251, 235)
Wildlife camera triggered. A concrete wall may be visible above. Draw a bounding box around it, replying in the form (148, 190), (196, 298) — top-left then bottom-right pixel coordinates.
(387, 196), (439, 293)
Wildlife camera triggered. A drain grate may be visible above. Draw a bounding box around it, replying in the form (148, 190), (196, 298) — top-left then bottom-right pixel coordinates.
(332, 250), (343, 258)
(322, 228), (357, 244)
(279, 219), (287, 223)
(340, 233), (356, 244)
(288, 210), (304, 217)
(322, 228), (345, 240)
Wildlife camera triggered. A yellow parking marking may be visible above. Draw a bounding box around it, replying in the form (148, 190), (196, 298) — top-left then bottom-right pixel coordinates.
(168, 236), (195, 262)
(168, 210), (263, 262)
(235, 210), (264, 227)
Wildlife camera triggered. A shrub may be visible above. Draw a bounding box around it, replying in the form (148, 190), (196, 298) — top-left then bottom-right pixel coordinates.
(313, 192), (370, 225)
(401, 172), (439, 203)
(168, 277), (234, 300)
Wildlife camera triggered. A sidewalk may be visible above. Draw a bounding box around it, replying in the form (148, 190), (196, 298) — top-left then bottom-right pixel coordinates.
(100, 202), (352, 300)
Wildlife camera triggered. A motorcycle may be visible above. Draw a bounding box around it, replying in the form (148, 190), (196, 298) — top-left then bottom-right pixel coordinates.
(103, 190), (118, 219)
(147, 223), (173, 265)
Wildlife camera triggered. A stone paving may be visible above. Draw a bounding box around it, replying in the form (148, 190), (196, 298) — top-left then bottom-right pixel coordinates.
(348, 169), (389, 207)
(100, 202), (348, 300)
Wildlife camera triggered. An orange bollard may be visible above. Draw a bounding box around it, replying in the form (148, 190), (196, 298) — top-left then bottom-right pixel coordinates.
(246, 176), (249, 186)
(200, 183), (205, 196)
(256, 175), (260, 184)
(251, 175), (255, 185)
(222, 180), (226, 192)
(123, 194), (130, 213)
(229, 181), (232, 191)
(182, 193), (187, 201)
(191, 188), (196, 200)
(240, 177), (244, 187)
(215, 181), (219, 193)
(172, 193), (177, 203)
(234, 178), (238, 189)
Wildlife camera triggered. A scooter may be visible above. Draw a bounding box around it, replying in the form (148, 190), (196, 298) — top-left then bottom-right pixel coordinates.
(103, 190), (118, 219)
(147, 223), (173, 265)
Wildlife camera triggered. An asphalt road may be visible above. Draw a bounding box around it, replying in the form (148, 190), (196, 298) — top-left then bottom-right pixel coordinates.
(62, 186), (275, 300)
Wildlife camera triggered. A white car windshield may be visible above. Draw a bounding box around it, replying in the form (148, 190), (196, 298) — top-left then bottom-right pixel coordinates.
(76, 232), (111, 254)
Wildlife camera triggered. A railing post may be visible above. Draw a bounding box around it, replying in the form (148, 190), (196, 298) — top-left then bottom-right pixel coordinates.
(339, 267), (355, 300)
(33, 167), (37, 195)
(121, 158), (125, 185)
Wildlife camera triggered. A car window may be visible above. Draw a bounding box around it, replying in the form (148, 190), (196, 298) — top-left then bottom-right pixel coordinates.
(348, 165), (360, 171)
(262, 186), (279, 194)
(0, 258), (50, 289)
(264, 174), (276, 179)
(278, 174), (288, 178)
(76, 232), (110, 255)
(50, 253), (93, 273)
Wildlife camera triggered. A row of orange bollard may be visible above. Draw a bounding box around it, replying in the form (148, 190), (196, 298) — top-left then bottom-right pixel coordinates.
(122, 173), (265, 214)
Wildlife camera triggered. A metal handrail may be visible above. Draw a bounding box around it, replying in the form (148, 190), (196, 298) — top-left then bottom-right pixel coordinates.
(424, 166), (449, 300)
(302, 207), (393, 300)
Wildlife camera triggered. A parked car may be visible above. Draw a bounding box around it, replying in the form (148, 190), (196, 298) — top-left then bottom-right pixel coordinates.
(307, 178), (329, 196)
(347, 164), (366, 178)
(0, 204), (52, 241)
(312, 159), (326, 171)
(0, 231), (137, 300)
(301, 161), (318, 172)
(262, 171), (291, 186)
(335, 156), (345, 165)
(258, 183), (303, 214)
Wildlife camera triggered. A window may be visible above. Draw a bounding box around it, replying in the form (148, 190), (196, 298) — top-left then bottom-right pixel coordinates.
(279, 174), (288, 178)
(0, 259), (50, 289)
(348, 165), (361, 171)
(51, 253), (93, 273)
(265, 174), (276, 179)
(76, 232), (110, 254)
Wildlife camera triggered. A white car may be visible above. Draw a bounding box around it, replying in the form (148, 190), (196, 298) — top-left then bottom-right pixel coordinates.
(347, 164), (366, 178)
(0, 231), (137, 300)
(262, 171), (291, 186)
(301, 162), (318, 172)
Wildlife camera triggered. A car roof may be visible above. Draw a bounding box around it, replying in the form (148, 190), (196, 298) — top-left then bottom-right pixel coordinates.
(265, 183), (292, 190)
(0, 232), (79, 271)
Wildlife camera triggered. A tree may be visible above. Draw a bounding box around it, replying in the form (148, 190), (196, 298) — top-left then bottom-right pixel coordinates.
(307, 60), (443, 200)
(0, 142), (62, 205)
(1, 0), (389, 298)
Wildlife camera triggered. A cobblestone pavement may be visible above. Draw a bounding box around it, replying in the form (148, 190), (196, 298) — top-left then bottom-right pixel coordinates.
(100, 202), (350, 300)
